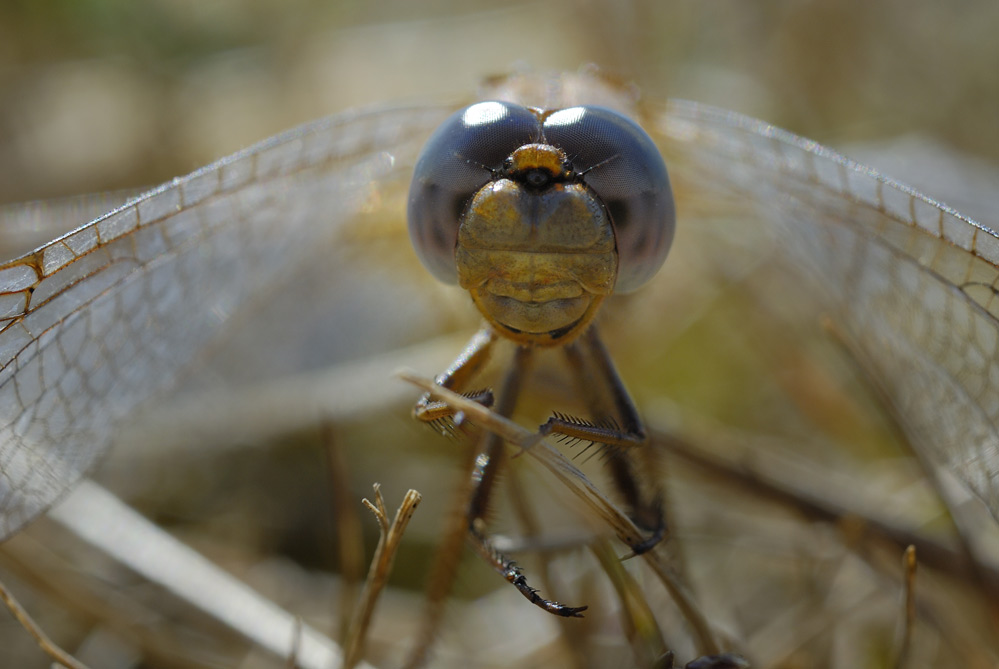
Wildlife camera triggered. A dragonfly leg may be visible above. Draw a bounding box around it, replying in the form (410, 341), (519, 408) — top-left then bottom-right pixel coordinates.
(466, 345), (588, 616)
(413, 327), (497, 428)
(416, 335), (589, 619)
(467, 519), (587, 617)
(539, 326), (645, 447)
(540, 326), (667, 553)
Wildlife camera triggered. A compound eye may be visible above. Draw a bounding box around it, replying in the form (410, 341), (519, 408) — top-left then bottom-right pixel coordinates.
(543, 106), (675, 292)
(408, 101), (540, 284)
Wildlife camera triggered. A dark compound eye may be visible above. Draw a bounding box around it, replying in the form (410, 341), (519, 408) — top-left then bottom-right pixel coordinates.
(543, 106), (675, 293)
(408, 101), (540, 284)
(408, 102), (675, 294)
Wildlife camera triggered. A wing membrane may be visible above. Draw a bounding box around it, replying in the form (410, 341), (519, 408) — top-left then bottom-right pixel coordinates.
(657, 100), (999, 518)
(0, 103), (455, 539)
(2, 84), (997, 544)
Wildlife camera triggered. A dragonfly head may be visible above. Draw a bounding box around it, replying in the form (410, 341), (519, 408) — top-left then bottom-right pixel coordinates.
(408, 101), (675, 346)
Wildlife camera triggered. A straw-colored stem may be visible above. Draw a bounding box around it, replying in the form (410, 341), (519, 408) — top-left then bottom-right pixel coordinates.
(893, 546), (917, 669)
(343, 484), (422, 669)
(0, 576), (91, 669)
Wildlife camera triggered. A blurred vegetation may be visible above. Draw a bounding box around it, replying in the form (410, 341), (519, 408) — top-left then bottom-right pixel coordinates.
(0, 0), (996, 203)
(0, 2), (996, 668)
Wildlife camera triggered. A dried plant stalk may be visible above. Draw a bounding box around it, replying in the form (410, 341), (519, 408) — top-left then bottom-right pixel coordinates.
(322, 423), (365, 644)
(343, 484), (423, 668)
(0, 576), (91, 669)
(893, 546), (918, 669)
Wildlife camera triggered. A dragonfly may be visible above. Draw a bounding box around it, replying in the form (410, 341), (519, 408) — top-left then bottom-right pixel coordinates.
(0, 70), (997, 667)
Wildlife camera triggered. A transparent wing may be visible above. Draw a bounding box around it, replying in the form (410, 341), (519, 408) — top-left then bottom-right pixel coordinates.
(0, 191), (146, 260)
(0, 103), (456, 540)
(655, 100), (999, 519)
(3, 86), (998, 549)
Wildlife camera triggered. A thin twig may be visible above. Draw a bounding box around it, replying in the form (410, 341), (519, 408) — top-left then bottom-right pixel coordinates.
(403, 443), (478, 669)
(650, 409), (994, 667)
(647, 417), (997, 586)
(0, 533), (214, 668)
(322, 423), (365, 644)
(343, 484), (422, 669)
(399, 370), (722, 655)
(893, 546), (917, 669)
(590, 538), (668, 666)
(0, 575), (91, 669)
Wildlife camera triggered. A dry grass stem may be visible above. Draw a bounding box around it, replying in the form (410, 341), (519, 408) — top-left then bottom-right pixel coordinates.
(893, 546), (918, 669)
(343, 484), (423, 669)
(647, 420), (999, 588)
(590, 538), (668, 666)
(0, 531), (221, 668)
(403, 443), (480, 669)
(399, 369), (722, 655)
(322, 423), (365, 643)
(0, 575), (91, 669)
(48, 481), (350, 668)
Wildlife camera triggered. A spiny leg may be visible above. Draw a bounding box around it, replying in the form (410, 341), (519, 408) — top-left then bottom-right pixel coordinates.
(413, 331), (588, 620)
(467, 346), (587, 617)
(546, 326), (666, 554)
(539, 327), (645, 448)
(413, 327), (497, 427)
(407, 328), (505, 669)
(467, 522), (588, 618)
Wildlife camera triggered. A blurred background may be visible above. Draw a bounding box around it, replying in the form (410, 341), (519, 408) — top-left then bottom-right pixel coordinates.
(0, 2), (998, 667)
(0, 0), (996, 217)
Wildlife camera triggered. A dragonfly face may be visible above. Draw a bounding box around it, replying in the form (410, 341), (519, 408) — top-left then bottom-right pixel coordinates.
(408, 101), (675, 345)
